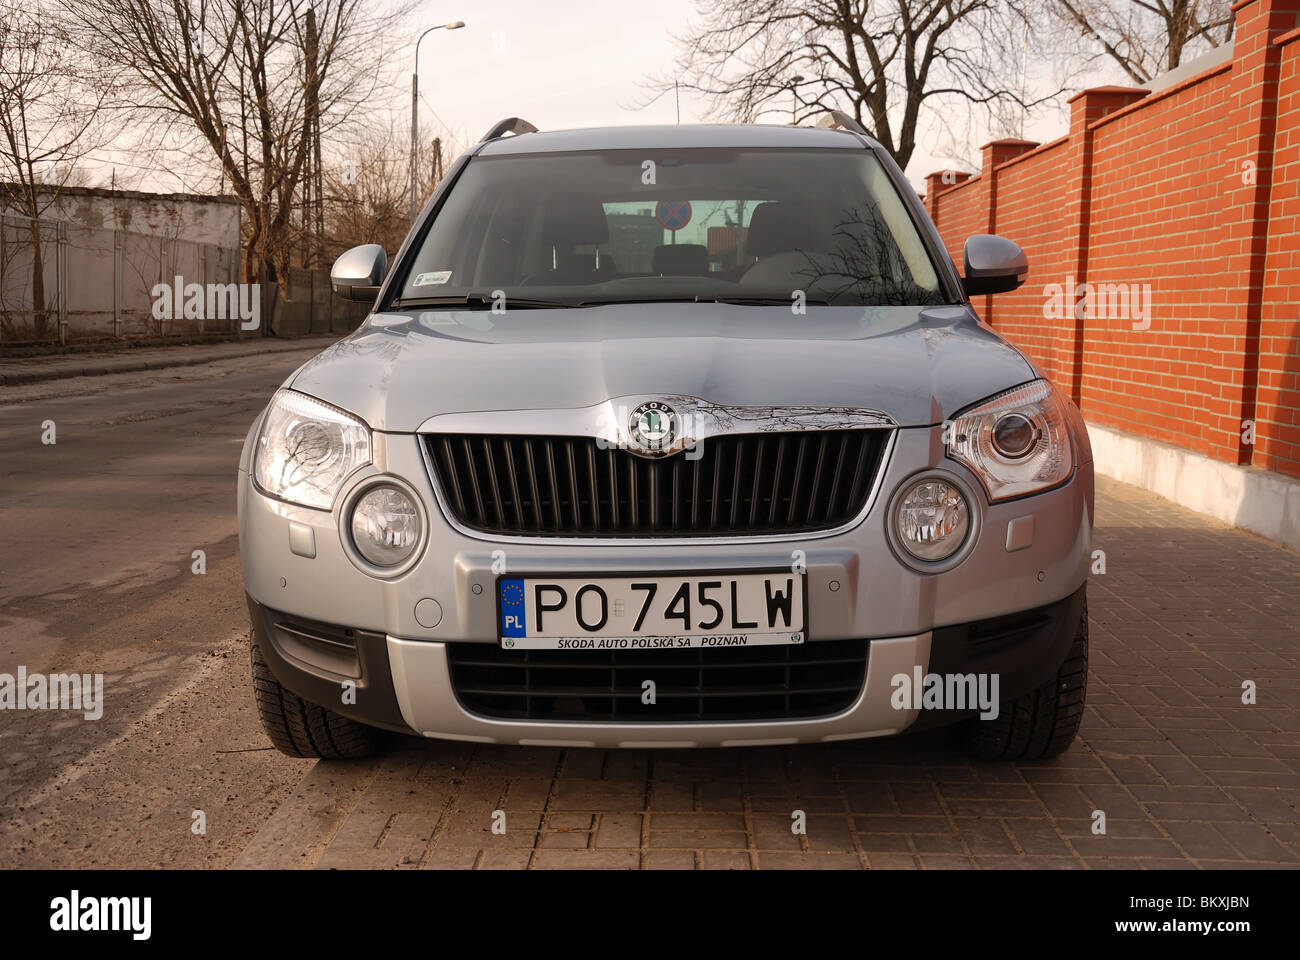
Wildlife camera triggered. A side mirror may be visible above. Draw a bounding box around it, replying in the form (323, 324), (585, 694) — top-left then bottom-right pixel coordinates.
(331, 244), (387, 301)
(962, 234), (1028, 296)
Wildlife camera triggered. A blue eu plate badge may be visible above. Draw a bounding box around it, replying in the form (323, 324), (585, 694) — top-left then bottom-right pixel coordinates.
(499, 579), (526, 638)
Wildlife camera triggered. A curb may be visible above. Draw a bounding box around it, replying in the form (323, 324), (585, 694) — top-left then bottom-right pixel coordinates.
(0, 337), (337, 387)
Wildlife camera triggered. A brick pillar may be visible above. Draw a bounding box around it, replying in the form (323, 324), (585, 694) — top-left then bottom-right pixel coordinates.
(923, 170), (971, 223)
(1062, 86), (1148, 406)
(972, 140), (1039, 325)
(1224, 0), (1296, 465)
(979, 139), (1040, 233)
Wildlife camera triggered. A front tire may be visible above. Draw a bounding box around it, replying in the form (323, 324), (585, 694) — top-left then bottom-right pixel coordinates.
(956, 593), (1089, 761)
(250, 629), (383, 759)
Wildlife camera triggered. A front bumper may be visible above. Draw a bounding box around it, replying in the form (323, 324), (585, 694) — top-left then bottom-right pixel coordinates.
(238, 417), (1093, 747)
(248, 585), (1085, 747)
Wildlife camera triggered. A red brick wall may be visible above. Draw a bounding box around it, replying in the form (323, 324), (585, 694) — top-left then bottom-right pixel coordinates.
(924, 0), (1300, 479)
(985, 140), (1071, 383)
(933, 177), (982, 266)
(1082, 68), (1236, 458)
(1259, 27), (1300, 475)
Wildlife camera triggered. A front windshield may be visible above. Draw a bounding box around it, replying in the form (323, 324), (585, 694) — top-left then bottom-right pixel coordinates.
(393, 146), (948, 307)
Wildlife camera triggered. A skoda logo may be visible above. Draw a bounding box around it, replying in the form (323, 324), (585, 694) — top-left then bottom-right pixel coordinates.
(628, 401), (678, 456)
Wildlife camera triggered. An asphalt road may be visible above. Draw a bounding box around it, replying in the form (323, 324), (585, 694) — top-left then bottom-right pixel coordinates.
(0, 349), (323, 867)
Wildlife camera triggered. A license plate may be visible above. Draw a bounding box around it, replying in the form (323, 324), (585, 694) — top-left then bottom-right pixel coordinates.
(498, 573), (806, 650)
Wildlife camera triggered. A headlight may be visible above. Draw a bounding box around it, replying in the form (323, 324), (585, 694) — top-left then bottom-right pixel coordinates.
(349, 485), (422, 567)
(893, 477), (970, 561)
(946, 380), (1074, 500)
(253, 390), (371, 509)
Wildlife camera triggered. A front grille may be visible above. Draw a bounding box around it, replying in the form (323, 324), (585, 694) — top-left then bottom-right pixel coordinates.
(423, 430), (889, 537)
(447, 639), (868, 722)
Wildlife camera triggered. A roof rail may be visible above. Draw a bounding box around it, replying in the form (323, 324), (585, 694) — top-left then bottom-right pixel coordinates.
(815, 111), (868, 137)
(479, 117), (539, 143)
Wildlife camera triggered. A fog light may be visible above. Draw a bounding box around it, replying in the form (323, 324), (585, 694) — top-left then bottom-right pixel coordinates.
(350, 485), (421, 567)
(894, 477), (970, 562)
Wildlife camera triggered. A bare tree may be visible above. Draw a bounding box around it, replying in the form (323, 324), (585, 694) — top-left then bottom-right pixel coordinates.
(59, 0), (413, 316)
(797, 205), (949, 305)
(1050, 0), (1234, 83)
(0, 1), (110, 339)
(323, 124), (464, 263)
(654, 0), (1076, 170)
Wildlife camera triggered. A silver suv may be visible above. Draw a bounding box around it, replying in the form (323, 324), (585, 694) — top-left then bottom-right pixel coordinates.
(238, 115), (1093, 761)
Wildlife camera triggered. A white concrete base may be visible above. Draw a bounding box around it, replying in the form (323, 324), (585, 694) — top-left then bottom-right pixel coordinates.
(1086, 422), (1300, 552)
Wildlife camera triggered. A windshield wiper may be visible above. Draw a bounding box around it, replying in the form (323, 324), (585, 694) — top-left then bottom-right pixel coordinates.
(390, 293), (578, 310)
(575, 294), (834, 307)
(700, 294), (833, 306)
(393, 292), (840, 309)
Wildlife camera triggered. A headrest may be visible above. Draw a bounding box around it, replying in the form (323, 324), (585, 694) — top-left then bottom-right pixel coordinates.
(652, 243), (709, 276)
(746, 202), (817, 257)
(543, 197), (609, 244)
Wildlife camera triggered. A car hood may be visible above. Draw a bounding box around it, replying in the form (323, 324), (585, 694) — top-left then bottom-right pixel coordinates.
(287, 303), (1037, 432)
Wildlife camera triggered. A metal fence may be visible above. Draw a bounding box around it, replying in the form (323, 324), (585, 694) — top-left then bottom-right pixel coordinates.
(0, 212), (368, 345)
(0, 213), (64, 344)
(1, 211), (241, 345)
(269, 266), (370, 337)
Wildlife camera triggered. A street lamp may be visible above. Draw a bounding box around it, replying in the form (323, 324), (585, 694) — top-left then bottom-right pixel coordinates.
(410, 20), (466, 224)
(789, 75), (805, 125)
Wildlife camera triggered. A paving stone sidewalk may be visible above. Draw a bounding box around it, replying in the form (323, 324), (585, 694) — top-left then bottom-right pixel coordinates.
(235, 476), (1300, 870)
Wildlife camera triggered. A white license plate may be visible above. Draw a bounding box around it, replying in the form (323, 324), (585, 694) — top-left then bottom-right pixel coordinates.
(497, 573), (806, 650)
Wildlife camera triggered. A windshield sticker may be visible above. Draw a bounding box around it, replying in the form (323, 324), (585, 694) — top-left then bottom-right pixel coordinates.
(414, 270), (453, 286)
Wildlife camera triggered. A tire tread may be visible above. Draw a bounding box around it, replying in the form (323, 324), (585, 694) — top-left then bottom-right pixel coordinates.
(958, 595), (1089, 761)
(249, 630), (381, 760)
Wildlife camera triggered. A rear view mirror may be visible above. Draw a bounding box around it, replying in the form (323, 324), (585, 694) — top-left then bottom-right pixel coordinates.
(331, 244), (387, 302)
(962, 234), (1028, 296)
